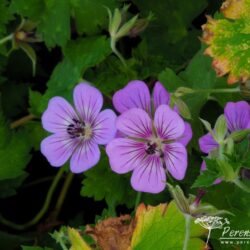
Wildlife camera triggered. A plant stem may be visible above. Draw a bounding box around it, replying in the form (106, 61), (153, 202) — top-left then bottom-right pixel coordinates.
(53, 172), (74, 220)
(233, 178), (250, 193)
(0, 168), (65, 230)
(110, 38), (127, 67)
(10, 114), (35, 129)
(194, 87), (240, 94)
(183, 214), (191, 250)
(206, 229), (212, 249)
(134, 192), (142, 210)
(0, 34), (13, 45)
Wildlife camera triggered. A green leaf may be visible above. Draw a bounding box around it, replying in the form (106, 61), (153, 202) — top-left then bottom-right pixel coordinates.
(39, 36), (111, 112)
(192, 159), (220, 188)
(214, 114), (227, 142)
(81, 151), (136, 209)
(19, 42), (36, 76)
(132, 0), (208, 67)
(9, 0), (45, 21)
(71, 0), (116, 35)
(68, 227), (92, 250)
(228, 129), (250, 142)
(29, 89), (42, 116)
(131, 201), (206, 250)
(174, 97), (191, 119)
(0, 0), (13, 37)
(21, 246), (53, 250)
(0, 110), (31, 180)
(0, 173), (27, 198)
(37, 0), (71, 47)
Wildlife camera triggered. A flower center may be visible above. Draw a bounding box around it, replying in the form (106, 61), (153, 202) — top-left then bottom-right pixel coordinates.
(67, 118), (92, 139)
(145, 137), (164, 158)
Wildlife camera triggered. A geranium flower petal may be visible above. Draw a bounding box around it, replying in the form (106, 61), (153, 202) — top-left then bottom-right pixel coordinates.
(42, 97), (78, 133)
(177, 122), (193, 146)
(164, 142), (187, 180)
(131, 156), (166, 193)
(93, 109), (117, 145)
(116, 108), (152, 138)
(199, 132), (218, 154)
(73, 83), (103, 123)
(152, 81), (170, 110)
(70, 141), (100, 173)
(113, 80), (151, 113)
(154, 105), (185, 140)
(224, 101), (250, 132)
(106, 138), (145, 174)
(41, 133), (76, 167)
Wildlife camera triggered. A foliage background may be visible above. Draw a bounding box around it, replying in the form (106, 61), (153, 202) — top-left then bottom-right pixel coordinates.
(0, 0), (249, 249)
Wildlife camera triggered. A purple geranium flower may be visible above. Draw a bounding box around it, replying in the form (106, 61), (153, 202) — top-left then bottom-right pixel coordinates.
(106, 81), (189, 193)
(199, 101), (250, 174)
(112, 80), (192, 145)
(41, 83), (117, 173)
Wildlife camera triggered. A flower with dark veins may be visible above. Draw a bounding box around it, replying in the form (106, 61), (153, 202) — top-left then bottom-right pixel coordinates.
(112, 80), (192, 146)
(106, 105), (188, 193)
(41, 83), (117, 173)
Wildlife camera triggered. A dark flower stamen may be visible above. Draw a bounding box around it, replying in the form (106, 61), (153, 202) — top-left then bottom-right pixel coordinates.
(145, 142), (157, 155)
(67, 119), (85, 138)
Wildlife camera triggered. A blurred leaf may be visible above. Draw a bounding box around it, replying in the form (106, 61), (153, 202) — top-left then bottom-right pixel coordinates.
(202, 0), (250, 84)
(19, 42), (36, 76)
(131, 201), (205, 250)
(37, 0), (71, 47)
(39, 36), (111, 112)
(0, 173), (27, 198)
(10, 0), (45, 21)
(81, 151), (136, 209)
(0, 0), (13, 37)
(132, 0), (208, 67)
(192, 159), (220, 188)
(25, 121), (47, 150)
(29, 89), (42, 116)
(68, 227), (92, 250)
(70, 0), (116, 35)
(21, 246), (53, 250)
(0, 110), (31, 180)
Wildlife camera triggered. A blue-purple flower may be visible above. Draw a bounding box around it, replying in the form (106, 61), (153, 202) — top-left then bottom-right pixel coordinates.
(106, 80), (192, 193)
(41, 83), (117, 173)
(199, 101), (250, 175)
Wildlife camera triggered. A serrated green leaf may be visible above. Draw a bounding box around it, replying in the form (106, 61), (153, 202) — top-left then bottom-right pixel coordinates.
(81, 151), (136, 209)
(71, 0), (116, 35)
(192, 159), (220, 188)
(0, 0), (13, 37)
(131, 201), (206, 250)
(39, 36), (111, 112)
(9, 0), (45, 21)
(37, 0), (71, 47)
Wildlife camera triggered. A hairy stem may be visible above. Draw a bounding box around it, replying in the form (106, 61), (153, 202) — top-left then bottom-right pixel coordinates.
(233, 178), (250, 193)
(0, 168), (65, 230)
(110, 38), (127, 67)
(183, 214), (191, 250)
(194, 87), (240, 94)
(10, 114), (36, 129)
(0, 34), (13, 45)
(52, 172), (74, 220)
(134, 192), (142, 210)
